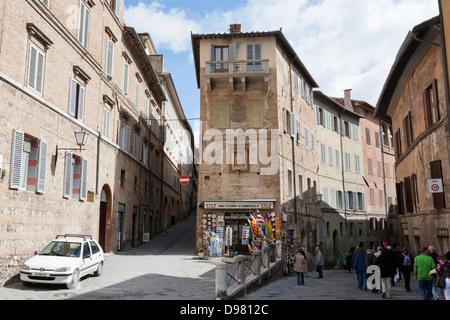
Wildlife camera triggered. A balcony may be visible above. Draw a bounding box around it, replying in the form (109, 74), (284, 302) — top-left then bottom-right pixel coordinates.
(204, 59), (270, 92)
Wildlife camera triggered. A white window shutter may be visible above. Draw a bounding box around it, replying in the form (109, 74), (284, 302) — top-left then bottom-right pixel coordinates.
(10, 130), (24, 189)
(122, 62), (129, 94)
(36, 139), (48, 194)
(77, 85), (85, 121)
(290, 112), (296, 138)
(135, 82), (140, 110)
(284, 108), (288, 133)
(79, 158), (88, 201)
(229, 43), (236, 61)
(83, 7), (90, 48)
(63, 152), (73, 198)
(296, 119), (301, 144)
(118, 119), (122, 147)
(69, 78), (77, 116)
(35, 51), (44, 94)
(105, 40), (114, 77)
(115, 0), (120, 17)
(27, 46), (37, 90)
(102, 109), (110, 138)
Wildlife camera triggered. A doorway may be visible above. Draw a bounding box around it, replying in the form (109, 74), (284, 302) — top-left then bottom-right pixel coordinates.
(99, 185), (112, 253)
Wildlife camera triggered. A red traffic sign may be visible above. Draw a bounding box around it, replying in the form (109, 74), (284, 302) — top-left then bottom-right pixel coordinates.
(180, 175), (190, 185)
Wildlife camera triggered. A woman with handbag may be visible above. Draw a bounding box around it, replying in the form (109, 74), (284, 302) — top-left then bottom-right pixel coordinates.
(429, 255), (450, 300)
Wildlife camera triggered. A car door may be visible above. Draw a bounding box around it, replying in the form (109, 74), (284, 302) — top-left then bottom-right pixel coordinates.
(88, 241), (103, 268)
(81, 242), (94, 276)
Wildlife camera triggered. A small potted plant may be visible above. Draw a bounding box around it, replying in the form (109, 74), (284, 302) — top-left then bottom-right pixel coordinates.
(198, 247), (205, 258)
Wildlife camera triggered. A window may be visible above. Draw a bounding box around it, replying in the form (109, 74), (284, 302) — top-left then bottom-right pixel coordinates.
(135, 81), (140, 110)
(133, 133), (141, 160)
(355, 155), (360, 173)
(430, 160), (445, 209)
(365, 128), (371, 145)
(298, 174), (303, 200)
(290, 112), (296, 138)
(304, 127), (309, 149)
(213, 101), (230, 129)
(352, 124), (358, 141)
(78, 1), (90, 48)
(247, 100), (264, 128)
(102, 108), (110, 139)
(395, 129), (402, 158)
(63, 152), (88, 201)
(68, 78), (85, 121)
(368, 158), (373, 175)
(107, 0), (120, 17)
(377, 160), (382, 177)
(10, 130), (48, 194)
(144, 97), (150, 123)
(27, 43), (45, 94)
(120, 170), (125, 188)
(294, 69), (299, 91)
(321, 144), (326, 163)
(335, 150), (340, 168)
(296, 119), (301, 145)
(423, 80), (440, 128)
(122, 61), (129, 94)
(246, 44), (262, 72)
(345, 152), (351, 171)
(311, 132), (315, 153)
(118, 119), (131, 151)
(329, 147), (333, 166)
(287, 169), (293, 198)
(375, 131), (380, 148)
(403, 111), (414, 148)
(105, 40), (114, 77)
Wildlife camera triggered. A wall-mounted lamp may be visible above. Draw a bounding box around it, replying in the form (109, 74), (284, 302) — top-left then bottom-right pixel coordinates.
(55, 131), (89, 164)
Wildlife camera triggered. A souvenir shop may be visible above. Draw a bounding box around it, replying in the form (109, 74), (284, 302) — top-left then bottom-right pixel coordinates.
(199, 200), (279, 257)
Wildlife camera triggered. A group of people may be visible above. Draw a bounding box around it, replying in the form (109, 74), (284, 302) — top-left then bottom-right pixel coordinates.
(345, 245), (450, 300)
(292, 246), (325, 285)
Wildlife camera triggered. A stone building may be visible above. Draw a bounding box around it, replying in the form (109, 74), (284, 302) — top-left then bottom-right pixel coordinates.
(0, 0), (195, 286)
(375, 16), (450, 254)
(191, 24), (321, 263)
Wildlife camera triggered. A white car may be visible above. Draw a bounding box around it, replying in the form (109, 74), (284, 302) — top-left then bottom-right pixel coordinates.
(20, 234), (105, 289)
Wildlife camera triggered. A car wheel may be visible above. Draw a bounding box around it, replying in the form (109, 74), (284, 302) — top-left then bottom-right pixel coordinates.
(94, 261), (103, 277)
(67, 269), (80, 289)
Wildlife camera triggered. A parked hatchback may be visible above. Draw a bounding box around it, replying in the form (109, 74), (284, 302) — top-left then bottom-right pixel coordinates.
(20, 234), (104, 289)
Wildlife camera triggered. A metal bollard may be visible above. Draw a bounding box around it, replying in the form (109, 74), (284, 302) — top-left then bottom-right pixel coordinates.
(262, 246), (270, 268)
(215, 262), (228, 300)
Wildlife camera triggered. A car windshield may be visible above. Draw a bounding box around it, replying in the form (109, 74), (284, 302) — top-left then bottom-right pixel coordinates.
(38, 241), (82, 257)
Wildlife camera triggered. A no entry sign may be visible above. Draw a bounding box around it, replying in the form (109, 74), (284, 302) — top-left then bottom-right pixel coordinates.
(180, 175), (190, 185)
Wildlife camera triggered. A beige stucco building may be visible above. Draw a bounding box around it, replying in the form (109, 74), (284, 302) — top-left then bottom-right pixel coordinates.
(192, 24), (321, 266)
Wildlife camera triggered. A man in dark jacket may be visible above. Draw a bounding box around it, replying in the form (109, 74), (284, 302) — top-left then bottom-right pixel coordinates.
(398, 250), (413, 291)
(353, 248), (367, 290)
(376, 246), (396, 299)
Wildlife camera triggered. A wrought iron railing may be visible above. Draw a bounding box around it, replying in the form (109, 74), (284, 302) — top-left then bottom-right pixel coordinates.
(205, 60), (270, 76)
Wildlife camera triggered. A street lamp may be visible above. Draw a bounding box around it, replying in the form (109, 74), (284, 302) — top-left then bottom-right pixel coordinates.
(55, 130), (89, 164)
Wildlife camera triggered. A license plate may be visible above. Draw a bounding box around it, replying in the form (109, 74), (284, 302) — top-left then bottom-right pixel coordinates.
(33, 272), (49, 277)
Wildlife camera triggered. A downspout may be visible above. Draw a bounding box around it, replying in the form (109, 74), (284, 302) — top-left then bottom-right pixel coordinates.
(288, 56), (298, 228)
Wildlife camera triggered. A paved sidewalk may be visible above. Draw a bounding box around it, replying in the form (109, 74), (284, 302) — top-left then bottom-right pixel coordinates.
(240, 269), (427, 300)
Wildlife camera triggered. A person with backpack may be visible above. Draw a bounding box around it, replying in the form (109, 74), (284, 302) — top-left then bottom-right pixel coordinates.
(398, 249), (413, 292)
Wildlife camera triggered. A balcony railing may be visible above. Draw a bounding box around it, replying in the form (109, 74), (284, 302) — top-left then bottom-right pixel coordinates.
(205, 59), (270, 76)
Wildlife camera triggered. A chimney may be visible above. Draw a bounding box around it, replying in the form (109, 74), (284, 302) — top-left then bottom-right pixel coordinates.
(230, 24), (241, 33)
(343, 89), (354, 112)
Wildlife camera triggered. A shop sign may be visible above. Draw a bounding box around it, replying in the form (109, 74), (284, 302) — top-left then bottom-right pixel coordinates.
(204, 201), (274, 209)
(224, 213), (250, 220)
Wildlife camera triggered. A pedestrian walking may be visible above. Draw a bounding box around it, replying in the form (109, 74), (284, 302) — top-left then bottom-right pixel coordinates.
(414, 247), (436, 300)
(428, 245), (440, 300)
(398, 249), (413, 292)
(345, 248), (354, 273)
(445, 246), (450, 260)
(374, 246), (382, 259)
(429, 255), (450, 300)
(315, 246), (324, 278)
(353, 248), (367, 290)
(293, 248), (307, 285)
(365, 249), (378, 293)
(376, 247), (396, 299)
(336, 251), (343, 270)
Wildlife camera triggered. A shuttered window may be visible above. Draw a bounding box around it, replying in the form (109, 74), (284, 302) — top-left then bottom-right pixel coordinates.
(27, 43), (45, 94)
(135, 81), (140, 110)
(102, 108), (110, 139)
(430, 160), (445, 209)
(122, 61), (129, 94)
(118, 119), (131, 151)
(423, 80), (440, 128)
(105, 40), (114, 77)
(68, 78), (85, 121)
(404, 176), (414, 213)
(10, 130), (48, 194)
(63, 152), (87, 201)
(77, 1), (90, 48)
(403, 111), (413, 148)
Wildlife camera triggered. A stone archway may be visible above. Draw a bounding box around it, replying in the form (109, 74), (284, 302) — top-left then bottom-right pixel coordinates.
(99, 185), (112, 253)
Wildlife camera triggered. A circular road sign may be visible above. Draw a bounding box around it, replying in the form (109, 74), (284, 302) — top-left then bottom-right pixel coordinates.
(180, 175), (190, 185)
(431, 184), (440, 192)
